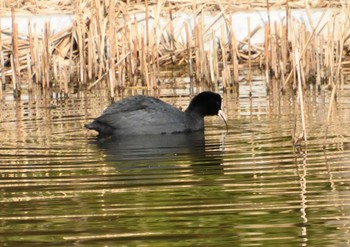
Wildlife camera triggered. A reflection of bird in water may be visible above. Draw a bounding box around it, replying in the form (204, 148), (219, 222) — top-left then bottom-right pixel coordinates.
(89, 133), (225, 192)
(91, 132), (225, 176)
(85, 91), (227, 137)
(93, 132), (206, 162)
(92, 131), (224, 164)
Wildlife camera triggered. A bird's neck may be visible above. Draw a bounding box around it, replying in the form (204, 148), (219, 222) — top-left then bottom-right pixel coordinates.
(185, 110), (205, 130)
(185, 106), (205, 117)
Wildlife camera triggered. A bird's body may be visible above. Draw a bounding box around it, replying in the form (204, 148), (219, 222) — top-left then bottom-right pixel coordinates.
(85, 92), (225, 137)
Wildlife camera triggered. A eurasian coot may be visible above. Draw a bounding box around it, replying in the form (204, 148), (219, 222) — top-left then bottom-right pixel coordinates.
(85, 91), (227, 136)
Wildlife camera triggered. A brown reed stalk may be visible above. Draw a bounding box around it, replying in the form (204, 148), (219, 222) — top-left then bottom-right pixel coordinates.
(328, 19), (335, 86)
(46, 21), (51, 86)
(145, 0), (149, 47)
(118, 33), (124, 89)
(132, 18), (138, 75)
(99, 18), (108, 79)
(141, 35), (150, 89)
(150, 0), (163, 89)
(41, 39), (46, 88)
(219, 11), (237, 85)
(229, 16), (239, 83)
(115, 20), (121, 86)
(184, 22), (194, 85)
(265, 0), (271, 87)
(26, 53), (32, 92)
(315, 36), (321, 86)
(10, 55), (19, 97)
(119, 48), (126, 90)
(63, 64), (69, 95)
(295, 49), (307, 143)
(248, 16), (252, 95)
(283, 0), (289, 69)
(279, 60), (285, 90)
(335, 26), (346, 83)
(11, 8), (20, 95)
(67, 22), (78, 85)
(55, 57), (63, 92)
(0, 53), (3, 99)
(299, 24), (306, 85)
(280, 25), (287, 90)
(93, 24), (99, 81)
(148, 10), (155, 89)
(132, 19), (139, 86)
(199, 13), (205, 83)
(211, 31), (218, 85)
(125, 22), (134, 87)
(87, 21), (93, 81)
(93, 0), (101, 79)
(208, 51), (214, 85)
(194, 11), (201, 81)
(220, 23), (231, 89)
(58, 61), (63, 94)
(41, 21), (51, 88)
(264, 22), (270, 87)
(27, 19), (35, 85)
(77, 14), (86, 84)
(54, 56), (60, 85)
(271, 22), (279, 78)
(93, 0), (104, 79)
(108, 0), (116, 95)
(194, 23), (200, 82)
(32, 24), (40, 85)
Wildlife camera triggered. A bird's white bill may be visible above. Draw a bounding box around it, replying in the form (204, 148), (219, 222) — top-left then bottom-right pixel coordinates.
(218, 110), (228, 130)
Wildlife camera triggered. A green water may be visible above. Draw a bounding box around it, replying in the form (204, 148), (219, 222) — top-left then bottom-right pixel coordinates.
(1, 77), (350, 246)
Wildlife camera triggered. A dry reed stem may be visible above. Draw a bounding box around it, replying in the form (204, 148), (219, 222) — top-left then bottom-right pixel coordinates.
(87, 22), (93, 81)
(26, 53), (32, 91)
(34, 28), (41, 85)
(11, 8), (20, 94)
(108, 0), (116, 96)
(0, 51), (4, 98)
(247, 16), (252, 94)
(44, 22), (51, 87)
(10, 55), (17, 96)
(264, 22), (270, 86)
(27, 19), (35, 85)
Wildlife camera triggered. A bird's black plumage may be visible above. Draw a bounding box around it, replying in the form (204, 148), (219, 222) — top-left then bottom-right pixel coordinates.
(85, 91), (223, 136)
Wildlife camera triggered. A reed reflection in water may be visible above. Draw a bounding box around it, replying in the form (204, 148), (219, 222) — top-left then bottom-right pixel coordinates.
(0, 79), (350, 246)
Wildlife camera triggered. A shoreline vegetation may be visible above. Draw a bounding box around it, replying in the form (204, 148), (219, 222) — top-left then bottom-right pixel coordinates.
(0, 1), (348, 97)
(0, 1), (349, 145)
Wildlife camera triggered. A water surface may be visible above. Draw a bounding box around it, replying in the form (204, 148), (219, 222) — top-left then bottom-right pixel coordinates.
(1, 77), (350, 246)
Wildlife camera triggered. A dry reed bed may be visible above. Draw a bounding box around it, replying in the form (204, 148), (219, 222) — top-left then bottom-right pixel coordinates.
(0, 0), (349, 100)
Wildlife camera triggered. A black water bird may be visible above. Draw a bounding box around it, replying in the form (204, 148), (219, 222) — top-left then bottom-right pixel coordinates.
(85, 91), (227, 137)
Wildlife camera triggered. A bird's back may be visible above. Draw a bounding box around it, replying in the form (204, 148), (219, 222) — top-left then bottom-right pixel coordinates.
(86, 95), (191, 136)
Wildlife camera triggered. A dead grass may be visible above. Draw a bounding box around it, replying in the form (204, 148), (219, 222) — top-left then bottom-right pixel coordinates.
(0, 0), (349, 100)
